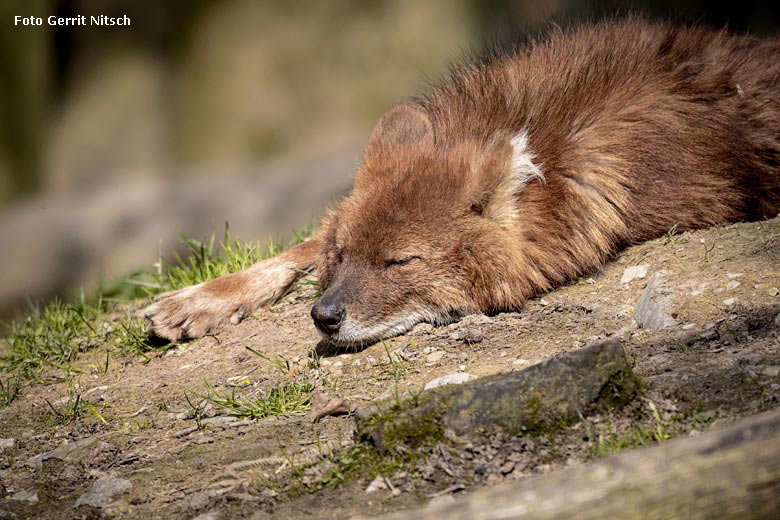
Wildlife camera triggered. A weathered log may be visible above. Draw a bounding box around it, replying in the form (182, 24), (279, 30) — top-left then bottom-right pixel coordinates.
(355, 339), (638, 451)
(379, 408), (780, 520)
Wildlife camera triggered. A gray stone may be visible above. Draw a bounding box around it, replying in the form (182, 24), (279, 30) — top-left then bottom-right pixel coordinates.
(357, 340), (638, 451)
(458, 314), (493, 326)
(620, 264), (649, 285)
(0, 438), (15, 451)
(755, 366), (780, 377)
(424, 373), (474, 391)
(74, 477), (132, 508)
(737, 354), (764, 366)
(191, 511), (221, 520)
(189, 488), (230, 510)
(409, 323), (435, 336)
(26, 436), (111, 470)
(454, 327), (485, 344)
(635, 272), (677, 330)
(427, 494), (456, 509)
(426, 351), (446, 363)
(365, 475), (388, 494)
(10, 489), (38, 504)
(200, 415), (238, 426)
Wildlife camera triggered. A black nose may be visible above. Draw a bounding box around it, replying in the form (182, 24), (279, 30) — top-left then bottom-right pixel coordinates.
(311, 300), (345, 334)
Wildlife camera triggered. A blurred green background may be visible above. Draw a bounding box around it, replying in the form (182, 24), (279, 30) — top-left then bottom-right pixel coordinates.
(1, 0), (778, 317)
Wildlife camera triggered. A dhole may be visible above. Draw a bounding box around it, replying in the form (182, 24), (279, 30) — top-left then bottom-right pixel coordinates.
(144, 17), (780, 348)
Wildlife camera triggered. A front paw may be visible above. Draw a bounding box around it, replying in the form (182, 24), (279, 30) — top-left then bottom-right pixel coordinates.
(141, 284), (250, 341)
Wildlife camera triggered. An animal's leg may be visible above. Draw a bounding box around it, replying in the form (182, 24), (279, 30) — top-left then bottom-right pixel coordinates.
(142, 237), (321, 340)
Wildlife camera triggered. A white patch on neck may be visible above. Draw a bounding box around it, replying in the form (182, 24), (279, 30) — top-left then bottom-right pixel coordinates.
(509, 131), (544, 191)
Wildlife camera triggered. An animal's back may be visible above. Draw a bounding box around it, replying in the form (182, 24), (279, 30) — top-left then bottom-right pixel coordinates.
(417, 17), (780, 287)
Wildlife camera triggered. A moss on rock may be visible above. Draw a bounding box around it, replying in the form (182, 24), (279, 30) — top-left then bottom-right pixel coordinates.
(356, 339), (639, 451)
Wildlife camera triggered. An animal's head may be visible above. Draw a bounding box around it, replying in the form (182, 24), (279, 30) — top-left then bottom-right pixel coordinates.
(311, 105), (544, 347)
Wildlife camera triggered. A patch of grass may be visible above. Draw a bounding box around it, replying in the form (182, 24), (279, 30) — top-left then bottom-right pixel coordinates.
(128, 223), (315, 296)
(307, 347), (322, 369)
(0, 375), (21, 407)
(373, 341), (407, 386)
(0, 224), (315, 407)
(317, 445), (386, 489)
(44, 381), (107, 425)
(246, 346), (290, 374)
(201, 380), (313, 420)
(121, 418), (154, 432)
(686, 407), (721, 428)
(112, 312), (176, 360)
(701, 242), (716, 262)
(592, 426), (653, 457)
(647, 401), (669, 442)
(591, 404), (670, 458)
(184, 391), (209, 430)
(0, 295), (161, 389)
(662, 223), (681, 245)
(1, 296), (102, 381)
(279, 441), (419, 495)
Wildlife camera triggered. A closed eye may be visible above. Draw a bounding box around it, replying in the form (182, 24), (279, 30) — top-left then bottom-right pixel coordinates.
(385, 256), (422, 268)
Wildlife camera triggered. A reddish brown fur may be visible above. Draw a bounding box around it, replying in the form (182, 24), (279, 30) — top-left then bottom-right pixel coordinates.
(144, 17), (780, 345)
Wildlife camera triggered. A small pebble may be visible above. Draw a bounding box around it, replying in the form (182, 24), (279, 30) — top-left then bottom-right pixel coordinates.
(427, 494), (456, 509)
(620, 264), (649, 285)
(74, 478), (132, 508)
(455, 327), (484, 344)
(427, 351), (445, 363)
(424, 372), (473, 390)
(10, 489), (38, 504)
(365, 475), (387, 494)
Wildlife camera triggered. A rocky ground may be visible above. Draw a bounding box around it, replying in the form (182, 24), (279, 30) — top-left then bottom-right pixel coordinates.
(1, 217), (779, 519)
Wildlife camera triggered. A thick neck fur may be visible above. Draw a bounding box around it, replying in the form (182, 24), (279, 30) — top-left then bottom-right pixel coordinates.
(407, 16), (780, 304)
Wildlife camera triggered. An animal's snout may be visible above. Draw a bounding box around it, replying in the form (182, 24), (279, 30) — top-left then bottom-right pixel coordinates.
(311, 289), (346, 334)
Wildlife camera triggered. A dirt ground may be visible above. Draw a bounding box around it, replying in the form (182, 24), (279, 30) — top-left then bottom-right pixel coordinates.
(1, 217), (779, 519)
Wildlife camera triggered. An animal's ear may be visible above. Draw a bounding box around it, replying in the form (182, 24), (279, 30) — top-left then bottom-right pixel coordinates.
(470, 131), (544, 224)
(365, 105), (434, 156)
